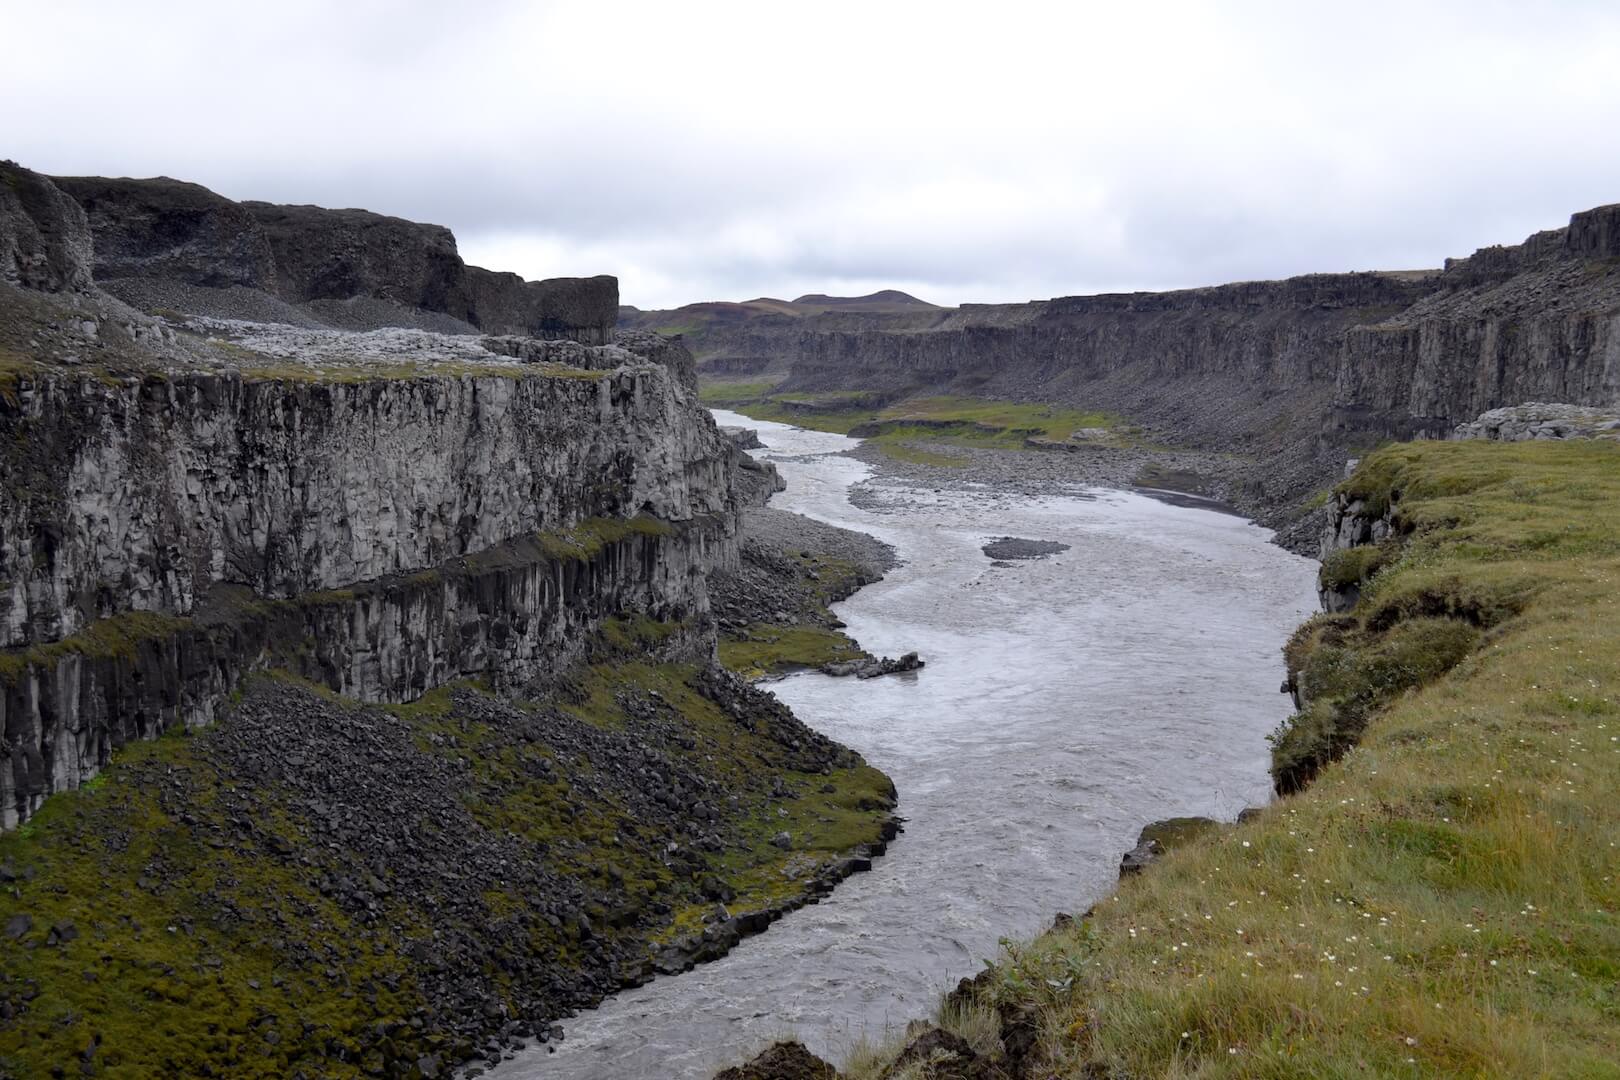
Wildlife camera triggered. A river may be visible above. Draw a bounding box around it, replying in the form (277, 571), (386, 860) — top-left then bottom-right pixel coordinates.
(490, 411), (1319, 1078)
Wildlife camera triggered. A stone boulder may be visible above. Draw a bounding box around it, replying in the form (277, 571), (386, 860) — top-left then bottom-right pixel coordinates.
(713, 1041), (839, 1080)
(1119, 816), (1220, 878)
(821, 652), (925, 679)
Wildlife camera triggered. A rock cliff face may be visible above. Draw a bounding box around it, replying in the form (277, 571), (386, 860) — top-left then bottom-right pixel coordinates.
(1, 162), (96, 294)
(47, 174), (617, 341)
(1334, 205), (1620, 436)
(0, 349), (739, 827)
(0, 363), (730, 647)
(660, 204), (1620, 517)
(54, 175), (279, 290)
(0, 165), (746, 831)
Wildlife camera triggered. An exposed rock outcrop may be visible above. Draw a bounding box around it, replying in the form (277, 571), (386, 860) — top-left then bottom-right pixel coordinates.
(820, 652), (924, 679)
(0, 361), (732, 649)
(53, 174), (278, 290)
(714, 1041), (840, 1080)
(650, 204), (1620, 530)
(0, 162), (95, 293)
(1452, 402), (1620, 441)
(1118, 816), (1220, 878)
(43, 172), (618, 340)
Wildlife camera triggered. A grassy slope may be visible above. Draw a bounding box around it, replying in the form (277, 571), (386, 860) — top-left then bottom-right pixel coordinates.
(0, 619), (894, 1078)
(885, 440), (1620, 1077)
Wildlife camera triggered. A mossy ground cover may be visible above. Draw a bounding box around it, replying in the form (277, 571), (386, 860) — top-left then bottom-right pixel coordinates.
(701, 383), (1125, 462)
(0, 617), (895, 1079)
(0, 725), (420, 1079)
(856, 439), (1620, 1077)
(697, 378), (786, 407)
(715, 551), (873, 679)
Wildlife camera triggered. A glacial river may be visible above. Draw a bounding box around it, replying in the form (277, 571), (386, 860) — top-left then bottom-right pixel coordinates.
(493, 412), (1319, 1078)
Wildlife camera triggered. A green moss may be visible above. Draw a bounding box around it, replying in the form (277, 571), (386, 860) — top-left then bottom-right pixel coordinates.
(718, 624), (866, 678)
(1, 638), (896, 1078)
(697, 378), (784, 406)
(532, 515), (675, 563)
(713, 392), (1123, 447)
(1138, 817), (1222, 852)
(1319, 543), (1393, 590)
(871, 437), (969, 468)
(0, 724), (418, 1079)
(0, 609), (192, 686)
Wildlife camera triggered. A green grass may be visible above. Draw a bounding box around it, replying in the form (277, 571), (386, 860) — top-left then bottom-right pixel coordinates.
(698, 378), (786, 407)
(871, 396), (1119, 445)
(704, 388), (1124, 449)
(718, 624), (866, 678)
(0, 609), (191, 684)
(0, 721), (421, 1078)
(870, 438), (968, 468)
(865, 438), (1620, 1077)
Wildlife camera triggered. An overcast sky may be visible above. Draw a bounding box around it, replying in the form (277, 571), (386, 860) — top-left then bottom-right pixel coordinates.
(6, 0), (1619, 309)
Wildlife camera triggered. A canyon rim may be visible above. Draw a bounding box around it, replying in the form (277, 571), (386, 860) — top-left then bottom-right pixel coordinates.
(5, 4), (1620, 1078)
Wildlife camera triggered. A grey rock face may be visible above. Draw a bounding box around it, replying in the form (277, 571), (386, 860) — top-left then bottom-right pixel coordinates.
(0, 319), (744, 832)
(38, 170), (618, 340)
(1452, 402), (1620, 441)
(53, 175), (278, 289)
(669, 202), (1620, 528)
(0, 517), (728, 830)
(720, 425), (764, 450)
(0, 162), (95, 293)
(0, 357), (732, 648)
(244, 199), (470, 313)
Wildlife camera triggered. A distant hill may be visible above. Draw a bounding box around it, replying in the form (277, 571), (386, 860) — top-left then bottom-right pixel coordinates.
(618, 290), (942, 338)
(788, 290), (939, 313)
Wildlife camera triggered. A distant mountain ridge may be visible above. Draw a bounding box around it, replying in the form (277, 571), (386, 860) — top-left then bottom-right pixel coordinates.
(619, 289), (938, 331)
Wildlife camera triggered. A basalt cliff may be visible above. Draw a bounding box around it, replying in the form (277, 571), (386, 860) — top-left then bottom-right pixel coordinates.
(631, 206), (1620, 526)
(0, 162), (895, 1079)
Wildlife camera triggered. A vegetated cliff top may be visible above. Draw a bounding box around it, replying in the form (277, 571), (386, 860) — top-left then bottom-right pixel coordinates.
(873, 438), (1620, 1078)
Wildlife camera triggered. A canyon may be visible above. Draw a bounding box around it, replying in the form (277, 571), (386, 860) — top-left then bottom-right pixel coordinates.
(4, 154), (1619, 1080)
(0, 162), (896, 1078)
(627, 203), (1620, 534)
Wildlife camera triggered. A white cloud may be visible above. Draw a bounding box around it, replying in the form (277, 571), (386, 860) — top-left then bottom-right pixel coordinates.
(5, 0), (1618, 307)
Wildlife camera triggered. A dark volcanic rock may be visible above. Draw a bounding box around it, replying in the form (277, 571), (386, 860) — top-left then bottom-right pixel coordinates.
(714, 1040), (839, 1080)
(53, 175), (277, 289)
(243, 199), (472, 315)
(34, 166), (617, 339)
(0, 162), (95, 293)
(821, 652), (925, 679)
(980, 536), (1070, 561)
(1120, 816), (1221, 878)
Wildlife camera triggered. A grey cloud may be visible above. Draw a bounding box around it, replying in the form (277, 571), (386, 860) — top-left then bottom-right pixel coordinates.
(5, 1), (1619, 308)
